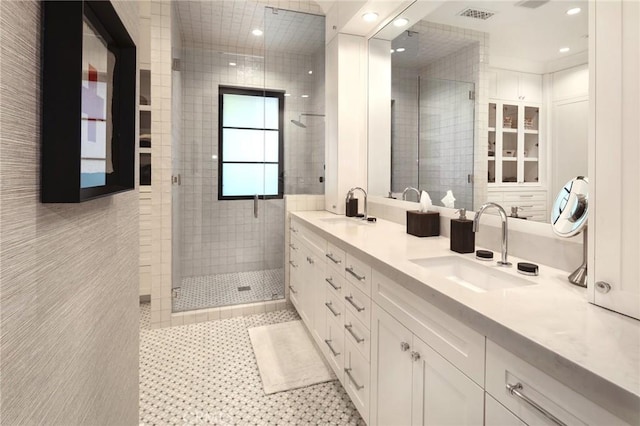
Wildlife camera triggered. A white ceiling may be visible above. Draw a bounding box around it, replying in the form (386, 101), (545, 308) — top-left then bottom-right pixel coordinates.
(175, 1), (325, 54)
(425, 0), (588, 67)
(391, 28), (476, 69)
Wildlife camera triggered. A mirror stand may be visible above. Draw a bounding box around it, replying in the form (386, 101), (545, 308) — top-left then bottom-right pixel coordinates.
(569, 229), (588, 287)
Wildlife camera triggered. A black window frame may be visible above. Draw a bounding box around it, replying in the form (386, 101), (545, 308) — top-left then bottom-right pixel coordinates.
(218, 86), (285, 201)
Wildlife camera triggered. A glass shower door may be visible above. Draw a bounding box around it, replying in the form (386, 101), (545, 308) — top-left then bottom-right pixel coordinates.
(418, 77), (475, 211)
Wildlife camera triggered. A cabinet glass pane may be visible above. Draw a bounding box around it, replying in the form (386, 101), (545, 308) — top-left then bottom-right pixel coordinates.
(524, 161), (539, 183)
(488, 159), (495, 183)
(524, 134), (539, 159)
(502, 104), (518, 129)
(140, 69), (151, 105)
(140, 110), (151, 148)
(524, 106), (539, 131)
(502, 161), (517, 183)
(140, 153), (151, 186)
(488, 131), (496, 157)
(489, 103), (496, 128)
(502, 132), (517, 158)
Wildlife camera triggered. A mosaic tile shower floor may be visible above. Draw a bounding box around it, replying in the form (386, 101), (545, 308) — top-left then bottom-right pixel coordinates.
(173, 269), (285, 312)
(140, 303), (365, 425)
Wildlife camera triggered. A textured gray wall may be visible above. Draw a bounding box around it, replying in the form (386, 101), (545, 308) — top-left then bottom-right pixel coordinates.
(0, 1), (139, 424)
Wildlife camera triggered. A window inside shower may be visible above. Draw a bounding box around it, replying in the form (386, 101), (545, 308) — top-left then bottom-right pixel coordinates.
(171, 3), (325, 313)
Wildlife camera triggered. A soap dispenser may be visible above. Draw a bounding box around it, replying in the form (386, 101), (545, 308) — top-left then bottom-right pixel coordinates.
(450, 208), (475, 254)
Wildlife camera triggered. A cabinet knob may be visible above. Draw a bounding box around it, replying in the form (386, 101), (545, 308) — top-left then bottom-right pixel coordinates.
(411, 351), (421, 362)
(596, 281), (612, 294)
(400, 342), (410, 352)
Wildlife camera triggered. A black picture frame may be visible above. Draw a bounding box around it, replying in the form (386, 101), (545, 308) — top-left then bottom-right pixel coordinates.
(41, 0), (136, 203)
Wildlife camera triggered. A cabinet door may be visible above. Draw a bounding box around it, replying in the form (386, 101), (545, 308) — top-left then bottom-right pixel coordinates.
(411, 336), (484, 426)
(485, 394), (527, 426)
(590, 0), (640, 320)
(496, 69), (520, 101)
(518, 73), (542, 103)
(371, 305), (414, 426)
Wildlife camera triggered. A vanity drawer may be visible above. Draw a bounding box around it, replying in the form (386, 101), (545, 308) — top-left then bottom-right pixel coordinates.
(290, 218), (326, 259)
(486, 340), (629, 426)
(344, 281), (371, 330)
(325, 241), (346, 276)
(289, 234), (304, 257)
(503, 191), (546, 202)
(344, 337), (371, 424)
(372, 268), (485, 386)
(344, 253), (372, 296)
(325, 270), (346, 299)
(324, 313), (345, 381)
(324, 286), (345, 323)
(344, 310), (370, 362)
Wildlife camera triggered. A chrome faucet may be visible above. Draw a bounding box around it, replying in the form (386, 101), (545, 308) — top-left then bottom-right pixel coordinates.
(401, 186), (420, 202)
(472, 202), (512, 267)
(346, 187), (367, 220)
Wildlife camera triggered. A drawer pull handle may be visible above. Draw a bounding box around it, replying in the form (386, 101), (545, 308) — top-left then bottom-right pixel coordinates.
(344, 323), (365, 343)
(325, 277), (341, 290)
(306, 256), (315, 264)
(344, 367), (364, 390)
(345, 266), (366, 281)
(289, 260), (298, 268)
(345, 295), (365, 312)
(326, 252), (342, 264)
(325, 302), (340, 317)
(289, 243), (299, 251)
(289, 285), (297, 294)
(506, 383), (567, 426)
(325, 339), (340, 357)
(519, 195), (534, 198)
(518, 205), (534, 209)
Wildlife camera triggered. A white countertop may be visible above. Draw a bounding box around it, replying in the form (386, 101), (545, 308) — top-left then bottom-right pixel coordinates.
(291, 210), (640, 423)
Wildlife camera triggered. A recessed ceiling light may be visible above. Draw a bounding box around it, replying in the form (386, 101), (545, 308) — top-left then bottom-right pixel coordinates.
(362, 12), (379, 22)
(396, 47), (406, 53)
(284, 93), (291, 97)
(566, 7), (581, 15)
(301, 94), (309, 98)
(229, 62), (236, 66)
(252, 29), (263, 36)
(393, 17), (409, 27)
(559, 47), (570, 53)
(308, 70), (313, 75)
(390, 49), (395, 54)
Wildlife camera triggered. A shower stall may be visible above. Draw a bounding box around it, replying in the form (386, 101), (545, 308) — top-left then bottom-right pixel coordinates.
(171, 4), (325, 313)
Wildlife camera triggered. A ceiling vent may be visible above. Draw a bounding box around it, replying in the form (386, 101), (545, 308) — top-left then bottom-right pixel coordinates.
(515, 0), (550, 9)
(457, 8), (495, 20)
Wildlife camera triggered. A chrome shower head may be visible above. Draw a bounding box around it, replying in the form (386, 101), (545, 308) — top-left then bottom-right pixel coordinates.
(291, 119), (307, 128)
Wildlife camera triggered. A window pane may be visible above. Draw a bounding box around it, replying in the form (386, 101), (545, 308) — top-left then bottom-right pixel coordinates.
(222, 129), (279, 162)
(222, 163), (279, 196)
(222, 94), (279, 130)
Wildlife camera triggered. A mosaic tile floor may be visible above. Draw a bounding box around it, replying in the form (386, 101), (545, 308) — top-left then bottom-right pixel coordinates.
(173, 269), (285, 312)
(140, 303), (365, 425)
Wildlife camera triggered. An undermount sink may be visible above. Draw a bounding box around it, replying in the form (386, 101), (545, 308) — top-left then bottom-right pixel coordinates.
(409, 256), (536, 293)
(319, 217), (368, 225)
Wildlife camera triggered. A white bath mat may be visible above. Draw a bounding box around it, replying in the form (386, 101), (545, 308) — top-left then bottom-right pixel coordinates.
(248, 320), (336, 394)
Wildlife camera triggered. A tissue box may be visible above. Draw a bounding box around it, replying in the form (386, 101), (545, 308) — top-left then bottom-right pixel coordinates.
(407, 211), (440, 237)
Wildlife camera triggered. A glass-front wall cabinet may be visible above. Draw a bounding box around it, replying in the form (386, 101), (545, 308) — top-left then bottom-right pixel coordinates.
(488, 101), (540, 185)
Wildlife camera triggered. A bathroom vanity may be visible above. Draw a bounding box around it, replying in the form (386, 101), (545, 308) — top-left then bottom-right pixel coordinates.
(287, 211), (638, 425)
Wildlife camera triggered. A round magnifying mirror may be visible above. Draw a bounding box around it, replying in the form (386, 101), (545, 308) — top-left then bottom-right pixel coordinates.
(551, 176), (589, 287)
(551, 176), (589, 237)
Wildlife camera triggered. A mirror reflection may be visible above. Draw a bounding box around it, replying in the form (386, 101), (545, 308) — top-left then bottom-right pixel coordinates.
(369, 0), (589, 222)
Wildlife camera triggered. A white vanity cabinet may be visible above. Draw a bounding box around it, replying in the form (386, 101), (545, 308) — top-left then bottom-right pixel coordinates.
(486, 340), (629, 426)
(371, 305), (484, 426)
(485, 394), (527, 426)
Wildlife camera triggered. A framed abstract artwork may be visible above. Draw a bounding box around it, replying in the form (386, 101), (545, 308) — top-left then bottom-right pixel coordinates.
(42, 1), (136, 202)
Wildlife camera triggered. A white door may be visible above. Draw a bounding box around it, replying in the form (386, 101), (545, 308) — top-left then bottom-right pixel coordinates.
(411, 335), (484, 426)
(371, 305), (413, 426)
(590, 0), (640, 320)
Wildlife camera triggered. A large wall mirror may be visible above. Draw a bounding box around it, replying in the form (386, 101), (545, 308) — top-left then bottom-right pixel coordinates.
(368, 0), (589, 222)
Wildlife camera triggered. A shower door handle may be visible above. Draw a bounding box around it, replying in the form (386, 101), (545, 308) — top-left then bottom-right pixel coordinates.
(254, 194), (259, 219)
